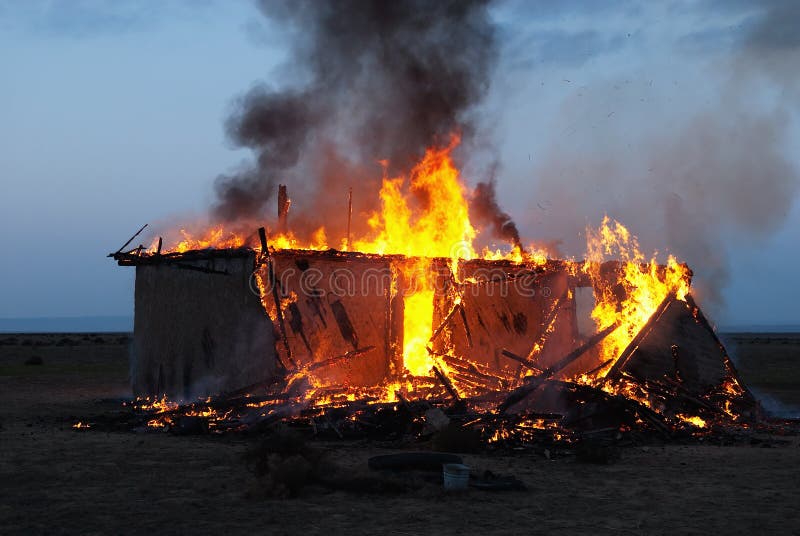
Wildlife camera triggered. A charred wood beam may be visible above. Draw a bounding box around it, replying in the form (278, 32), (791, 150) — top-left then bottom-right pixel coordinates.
(526, 289), (567, 361)
(545, 322), (620, 377)
(570, 381), (672, 438)
(429, 303), (461, 345)
(605, 294), (676, 380)
(432, 366), (460, 402)
(258, 226), (268, 264)
(498, 324), (619, 413)
(304, 346), (376, 373)
(278, 184), (290, 235)
(497, 376), (548, 413)
(259, 227), (295, 370)
(457, 303), (473, 348)
(584, 358), (615, 377)
(427, 347), (513, 382)
(114, 250), (230, 274)
(651, 377), (720, 413)
(451, 373), (489, 391)
(346, 187), (353, 251)
(501, 349), (542, 374)
(115, 247), (254, 265)
(440, 354), (510, 384)
(448, 367), (503, 392)
(429, 302), (471, 348)
(211, 377), (288, 401)
(111, 223), (148, 256)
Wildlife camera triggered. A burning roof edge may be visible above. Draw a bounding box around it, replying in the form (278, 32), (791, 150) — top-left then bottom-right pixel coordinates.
(111, 245), (692, 291)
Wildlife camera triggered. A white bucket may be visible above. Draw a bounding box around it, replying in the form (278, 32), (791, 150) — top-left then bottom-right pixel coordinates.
(442, 463), (470, 491)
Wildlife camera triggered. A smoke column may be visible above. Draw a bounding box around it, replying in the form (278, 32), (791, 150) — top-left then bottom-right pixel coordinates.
(213, 0), (521, 248)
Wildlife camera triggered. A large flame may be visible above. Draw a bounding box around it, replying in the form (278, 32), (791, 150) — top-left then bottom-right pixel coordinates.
(169, 226), (246, 253)
(350, 135), (476, 259)
(160, 137), (486, 382)
(151, 142), (691, 392)
(583, 216), (691, 376)
(349, 136), (475, 378)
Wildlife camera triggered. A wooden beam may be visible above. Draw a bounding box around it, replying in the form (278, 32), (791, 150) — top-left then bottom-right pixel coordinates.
(544, 321), (619, 377)
(258, 227), (295, 370)
(501, 348), (542, 373)
(498, 323), (619, 413)
(432, 365), (460, 402)
(112, 223), (147, 256)
(305, 346), (376, 372)
(277, 184), (289, 235)
(346, 187), (353, 251)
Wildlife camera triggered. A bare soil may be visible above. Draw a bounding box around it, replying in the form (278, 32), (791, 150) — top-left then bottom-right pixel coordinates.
(1, 333), (799, 535)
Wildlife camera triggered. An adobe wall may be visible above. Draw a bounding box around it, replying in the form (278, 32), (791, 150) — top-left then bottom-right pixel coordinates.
(132, 253), (276, 398)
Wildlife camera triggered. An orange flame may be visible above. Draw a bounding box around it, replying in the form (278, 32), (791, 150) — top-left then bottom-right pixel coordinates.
(150, 141), (693, 403)
(170, 226), (247, 253)
(583, 216), (691, 377)
(351, 135), (476, 260)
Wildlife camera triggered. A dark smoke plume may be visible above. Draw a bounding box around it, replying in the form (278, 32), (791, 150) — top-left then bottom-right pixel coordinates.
(471, 180), (522, 250)
(213, 0), (511, 241)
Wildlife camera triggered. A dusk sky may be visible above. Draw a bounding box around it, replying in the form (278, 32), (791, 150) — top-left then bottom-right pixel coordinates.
(1, 0), (798, 329)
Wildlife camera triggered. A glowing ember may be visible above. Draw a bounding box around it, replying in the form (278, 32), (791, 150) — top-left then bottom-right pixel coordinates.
(677, 414), (707, 428)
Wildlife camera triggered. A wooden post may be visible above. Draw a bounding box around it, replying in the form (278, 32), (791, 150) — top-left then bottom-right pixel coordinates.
(277, 184), (289, 235)
(258, 226), (268, 254)
(346, 187), (353, 251)
(258, 225), (295, 370)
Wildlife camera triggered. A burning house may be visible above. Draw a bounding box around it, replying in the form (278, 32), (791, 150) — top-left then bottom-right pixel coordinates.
(111, 145), (758, 439)
(103, 1), (767, 441)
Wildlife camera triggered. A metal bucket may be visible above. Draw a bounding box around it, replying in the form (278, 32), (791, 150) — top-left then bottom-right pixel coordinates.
(442, 463), (470, 491)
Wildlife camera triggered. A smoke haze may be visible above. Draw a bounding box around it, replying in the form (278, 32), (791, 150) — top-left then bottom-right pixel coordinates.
(501, 0), (800, 313)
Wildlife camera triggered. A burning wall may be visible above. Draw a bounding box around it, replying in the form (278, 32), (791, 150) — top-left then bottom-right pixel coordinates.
(121, 242), (738, 410)
(123, 246), (584, 398)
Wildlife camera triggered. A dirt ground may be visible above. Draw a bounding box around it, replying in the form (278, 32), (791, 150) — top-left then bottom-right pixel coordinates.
(1, 333), (799, 535)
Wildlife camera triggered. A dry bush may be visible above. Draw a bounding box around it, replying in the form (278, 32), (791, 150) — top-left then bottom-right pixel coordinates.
(245, 427), (329, 498)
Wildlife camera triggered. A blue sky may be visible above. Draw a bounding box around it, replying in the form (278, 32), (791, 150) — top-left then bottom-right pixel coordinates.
(0, 1), (797, 328)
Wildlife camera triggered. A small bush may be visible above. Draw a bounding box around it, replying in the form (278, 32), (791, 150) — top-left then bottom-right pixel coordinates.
(245, 428), (327, 498)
